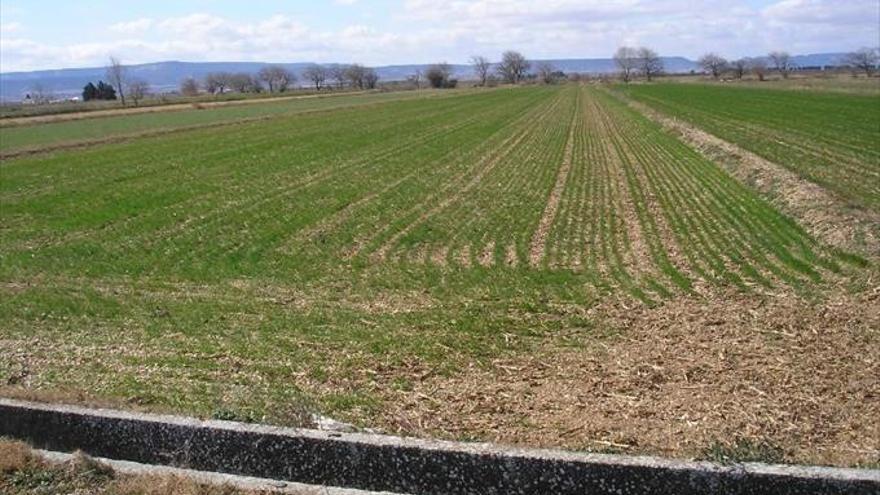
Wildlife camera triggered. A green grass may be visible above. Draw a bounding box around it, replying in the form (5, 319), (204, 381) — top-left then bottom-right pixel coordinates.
(616, 83), (880, 212)
(0, 89), (460, 154)
(0, 85), (863, 432)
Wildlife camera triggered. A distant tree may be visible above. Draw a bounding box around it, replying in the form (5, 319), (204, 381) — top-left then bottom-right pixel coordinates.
(230, 73), (262, 93)
(29, 83), (54, 104)
(259, 65), (295, 93)
(204, 72), (234, 94)
(302, 64), (328, 91)
(843, 48), (879, 77)
(698, 53), (728, 79)
(82, 82), (98, 102)
(768, 51), (792, 78)
(730, 58), (748, 79)
(180, 77), (200, 96)
(128, 80), (149, 106)
(613, 46), (639, 83)
(96, 81), (117, 100)
(329, 66), (347, 89)
(407, 70), (422, 89)
(748, 58), (768, 81)
(345, 64), (371, 89)
(637, 47), (664, 81)
(535, 61), (558, 84)
(363, 67), (379, 89)
(470, 55), (491, 86)
(425, 63), (453, 88)
(106, 56), (127, 105)
(496, 50), (529, 84)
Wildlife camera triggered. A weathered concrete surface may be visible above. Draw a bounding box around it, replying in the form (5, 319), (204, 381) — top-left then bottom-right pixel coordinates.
(1, 398), (878, 495)
(37, 449), (403, 495)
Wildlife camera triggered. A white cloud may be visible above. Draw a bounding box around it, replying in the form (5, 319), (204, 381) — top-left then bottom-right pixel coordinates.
(109, 18), (153, 34)
(0, 21), (22, 34)
(0, 2), (878, 72)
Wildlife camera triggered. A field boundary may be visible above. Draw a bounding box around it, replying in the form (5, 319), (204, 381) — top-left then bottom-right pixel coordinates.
(2, 398), (878, 495)
(606, 87), (880, 259)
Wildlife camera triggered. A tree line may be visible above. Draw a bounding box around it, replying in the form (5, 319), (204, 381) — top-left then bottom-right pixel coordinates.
(73, 47), (879, 107)
(178, 63), (380, 96)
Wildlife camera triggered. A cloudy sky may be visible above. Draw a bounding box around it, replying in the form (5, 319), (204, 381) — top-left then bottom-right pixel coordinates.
(1, 0), (877, 72)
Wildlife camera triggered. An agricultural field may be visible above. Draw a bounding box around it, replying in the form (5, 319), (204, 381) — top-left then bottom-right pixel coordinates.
(0, 89), (459, 156)
(617, 83), (880, 213)
(0, 85), (877, 467)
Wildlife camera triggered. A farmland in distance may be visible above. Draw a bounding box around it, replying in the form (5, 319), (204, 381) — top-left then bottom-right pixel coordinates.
(0, 84), (877, 466)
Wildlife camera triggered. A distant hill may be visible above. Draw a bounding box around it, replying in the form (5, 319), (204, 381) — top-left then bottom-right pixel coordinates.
(0, 53), (852, 102)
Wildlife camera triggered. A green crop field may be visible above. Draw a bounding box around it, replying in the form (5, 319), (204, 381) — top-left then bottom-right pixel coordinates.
(617, 83), (880, 212)
(0, 89), (459, 155)
(0, 84), (877, 466)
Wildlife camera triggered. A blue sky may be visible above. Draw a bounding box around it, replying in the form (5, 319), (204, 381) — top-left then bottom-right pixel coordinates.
(1, 0), (878, 72)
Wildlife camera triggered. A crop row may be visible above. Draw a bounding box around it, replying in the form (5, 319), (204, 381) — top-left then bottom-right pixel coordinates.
(617, 83), (880, 212)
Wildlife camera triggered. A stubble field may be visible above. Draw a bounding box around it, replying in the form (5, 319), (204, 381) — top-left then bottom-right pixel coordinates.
(1, 83), (877, 467)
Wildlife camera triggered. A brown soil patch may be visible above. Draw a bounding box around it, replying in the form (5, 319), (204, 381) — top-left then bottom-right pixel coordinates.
(371, 285), (880, 467)
(613, 91), (880, 259)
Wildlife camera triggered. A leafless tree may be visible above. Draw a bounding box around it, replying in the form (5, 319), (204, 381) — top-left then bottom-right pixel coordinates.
(363, 68), (379, 89)
(330, 66), (347, 89)
(228, 73), (260, 93)
(637, 47), (663, 81)
(748, 58), (768, 81)
(28, 83), (54, 104)
(204, 72), (234, 94)
(470, 55), (491, 86)
(768, 51), (792, 78)
(259, 65), (295, 93)
(407, 70), (422, 89)
(302, 64), (328, 91)
(843, 48), (879, 77)
(535, 61), (557, 84)
(730, 59), (748, 79)
(180, 77), (200, 96)
(128, 80), (149, 105)
(698, 53), (728, 79)
(496, 50), (529, 84)
(614, 46), (639, 83)
(106, 56), (128, 105)
(345, 64), (368, 89)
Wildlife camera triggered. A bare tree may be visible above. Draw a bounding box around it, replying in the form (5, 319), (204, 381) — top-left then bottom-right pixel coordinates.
(28, 83), (54, 104)
(228, 73), (259, 93)
(259, 65), (295, 93)
(637, 47), (663, 81)
(329, 66), (347, 89)
(614, 46), (639, 83)
(535, 61), (557, 84)
(748, 58), (768, 81)
(302, 64), (328, 91)
(106, 56), (128, 106)
(768, 51), (792, 78)
(470, 55), (491, 86)
(698, 53), (728, 79)
(730, 59), (748, 79)
(345, 64), (367, 89)
(496, 50), (529, 84)
(128, 80), (149, 106)
(363, 67), (379, 89)
(180, 77), (200, 96)
(204, 72), (234, 94)
(843, 48), (879, 77)
(407, 70), (422, 89)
